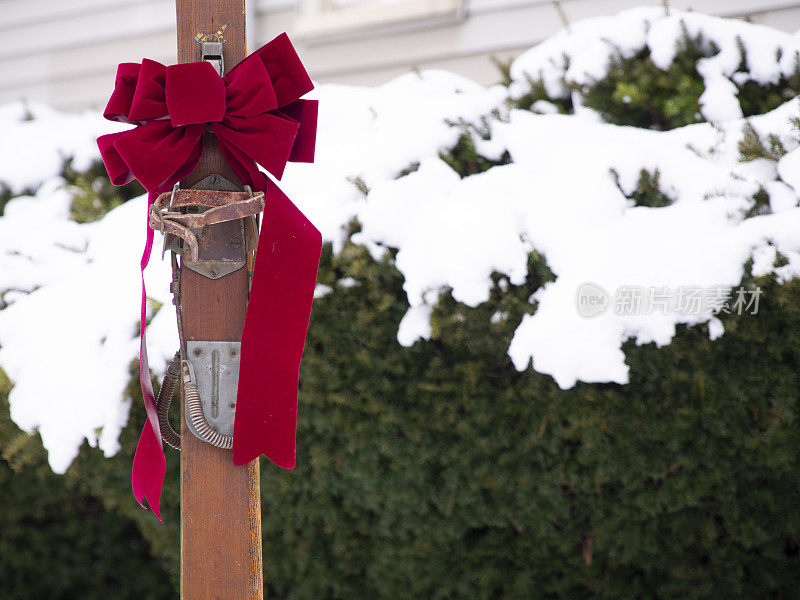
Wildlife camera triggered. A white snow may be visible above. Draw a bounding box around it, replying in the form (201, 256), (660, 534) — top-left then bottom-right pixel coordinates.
(284, 71), (506, 251)
(358, 103), (800, 388)
(777, 147), (800, 194)
(0, 192), (175, 472)
(339, 277), (359, 288)
(1, 8), (800, 471)
(314, 283), (333, 298)
(708, 317), (724, 340)
(765, 180), (798, 213)
(0, 102), (124, 194)
(397, 304), (432, 347)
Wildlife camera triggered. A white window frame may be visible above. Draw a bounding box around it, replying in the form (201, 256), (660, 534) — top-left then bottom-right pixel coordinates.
(296, 0), (465, 43)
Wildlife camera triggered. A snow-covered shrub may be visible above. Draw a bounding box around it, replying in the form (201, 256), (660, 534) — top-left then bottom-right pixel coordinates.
(0, 368), (174, 599)
(438, 118), (512, 178)
(508, 7), (800, 128)
(2, 7), (800, 599)
(63, 158), (144, 224)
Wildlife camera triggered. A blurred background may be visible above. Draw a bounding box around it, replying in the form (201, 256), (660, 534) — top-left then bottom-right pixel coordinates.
(2, 1), (800, 599)
(4, 0), (800, 109)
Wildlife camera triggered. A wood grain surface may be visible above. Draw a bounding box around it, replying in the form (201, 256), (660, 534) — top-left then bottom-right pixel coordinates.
(175, 2), (263, 599)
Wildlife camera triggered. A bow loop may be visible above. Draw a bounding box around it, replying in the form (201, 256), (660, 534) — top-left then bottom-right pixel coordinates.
(129, 59), (168, 122)
(224, 56), (277, 117)
(97, 131), (134, 186)
(250, 33), (314, 107)
(104, 63), (142, 124)
(165, 62), (226, 127)
(114, 120), (205, 192)
(213, 113), (299, 180)
(98, 32), (317, 195)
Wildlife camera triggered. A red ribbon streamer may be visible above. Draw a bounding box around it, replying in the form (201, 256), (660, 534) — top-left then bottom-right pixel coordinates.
(97, 33), (321, 519)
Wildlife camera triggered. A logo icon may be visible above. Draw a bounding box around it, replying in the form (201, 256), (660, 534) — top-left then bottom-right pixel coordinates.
(576, 282), (610, 318)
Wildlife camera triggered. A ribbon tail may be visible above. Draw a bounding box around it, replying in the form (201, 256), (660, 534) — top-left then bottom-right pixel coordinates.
(131, 191), (165, 520)
(233, 181), (322, 468)
(131, 404), (165, 521)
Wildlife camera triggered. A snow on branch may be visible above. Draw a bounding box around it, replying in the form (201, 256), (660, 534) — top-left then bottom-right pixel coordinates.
(2, 9), (800, 472)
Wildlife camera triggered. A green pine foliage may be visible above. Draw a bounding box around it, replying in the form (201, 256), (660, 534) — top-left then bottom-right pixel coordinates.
(0, 187), (13, 218)
(738, 120), (789, 162)
(440, 119), (512, 178)
(65, 362), (183, 584)
(46, 237), (800, 600)
(510, 73), (574, 115)
(439, 131), (502, 177)
(508, 23), (800, 131)
(610, 168), (674, 208)
(735, 45), (800, 117)
(3, 15), (800, 600)
(581, 38), (709, 130)
(440, 131), (510, 178)
(63, 158), (145, 223)
(0, 368), (174, 600)
(492, 56), (514, 87)
(2, 202), (799, 599)
(1, 155), (142, 220)
(249, 247), (800, 600)
(745, 186), (772, 218)
(347, 175), (371, 197)
(396, 162), (421, 178)
(736, 118), (799, 218)
(506, 25), (718, 130)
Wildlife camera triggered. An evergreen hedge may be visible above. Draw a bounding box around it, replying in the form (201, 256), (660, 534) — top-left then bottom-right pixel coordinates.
(0, 370), (174, 600)
(2, 15), (800, 599)
(510, 25), (800, 131)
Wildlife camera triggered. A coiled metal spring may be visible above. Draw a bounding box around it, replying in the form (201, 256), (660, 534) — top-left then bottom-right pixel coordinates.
(181, 359), (233, 450)
(155, 352), (182, 450)
(155, 351), (234, 450)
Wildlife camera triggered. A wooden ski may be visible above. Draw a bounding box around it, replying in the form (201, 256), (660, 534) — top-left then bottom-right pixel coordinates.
(174, 1), (263, 599)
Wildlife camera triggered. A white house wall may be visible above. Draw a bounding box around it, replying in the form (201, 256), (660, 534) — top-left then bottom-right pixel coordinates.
(2, 0), (800, 110)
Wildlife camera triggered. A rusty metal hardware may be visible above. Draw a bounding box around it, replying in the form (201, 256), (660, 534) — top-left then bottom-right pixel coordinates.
(151, 176), (264, 279)
(150, 189), (264, 261)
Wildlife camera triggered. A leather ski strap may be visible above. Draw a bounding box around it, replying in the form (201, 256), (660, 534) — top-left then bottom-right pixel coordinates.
(149, 189), (265, 261)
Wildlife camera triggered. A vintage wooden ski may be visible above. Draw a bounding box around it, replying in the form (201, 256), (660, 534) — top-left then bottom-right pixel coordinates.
(174, 2), (263, 599)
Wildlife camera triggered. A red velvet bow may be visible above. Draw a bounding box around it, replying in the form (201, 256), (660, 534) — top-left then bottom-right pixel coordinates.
(98, 32), (318, 194)
(97, 33), (322, 520)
